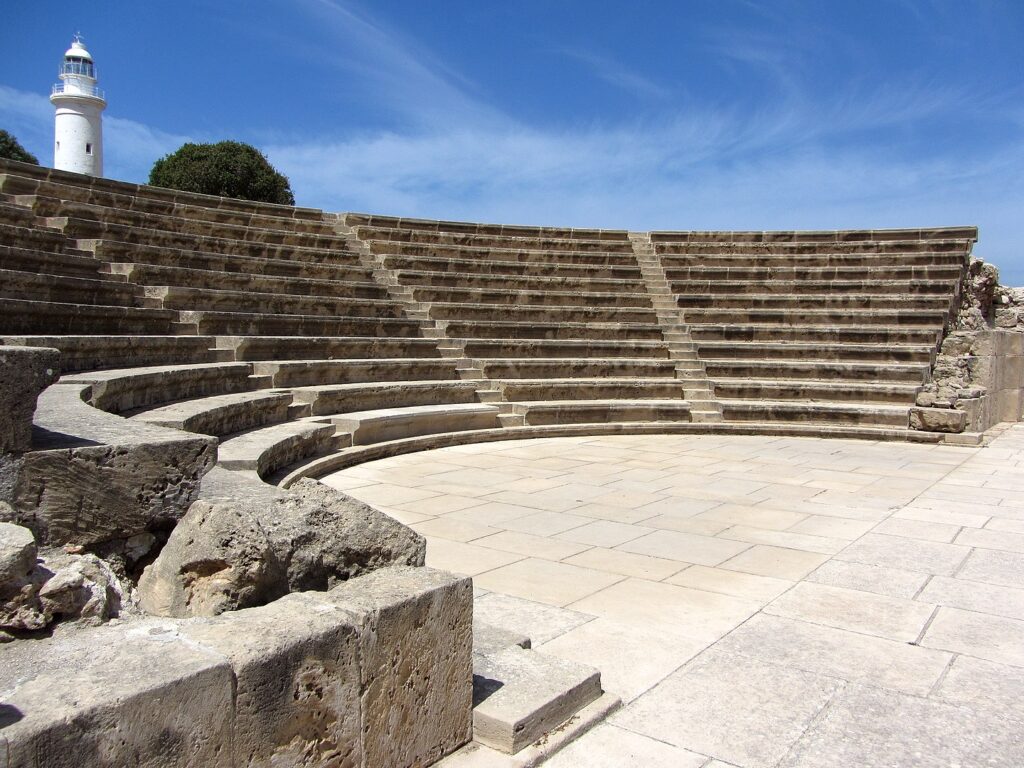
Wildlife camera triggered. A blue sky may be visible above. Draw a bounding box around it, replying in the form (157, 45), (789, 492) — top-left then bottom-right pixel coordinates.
(3, 1), (1023, 282)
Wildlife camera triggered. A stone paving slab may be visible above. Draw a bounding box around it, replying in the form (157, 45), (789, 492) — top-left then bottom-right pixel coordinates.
(324, 427), (1024, 766)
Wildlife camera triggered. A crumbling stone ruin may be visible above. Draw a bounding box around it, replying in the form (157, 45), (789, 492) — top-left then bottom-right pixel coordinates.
(0, 155), (1022, 765)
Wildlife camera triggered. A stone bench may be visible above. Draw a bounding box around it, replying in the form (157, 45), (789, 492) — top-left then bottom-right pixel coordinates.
(667, 278), (959, 295)
(176, 310), (423, 338)
(253, 358), (460, 387)
(217, 420), (341, 478)
(355, 228), (634, 253)
(512, 399), (692, 426)
(346, 211), (630, 241)
(57, 218), (355, 264)
(719, 399), (912, 427)
(331, 403), (502, 445)
(658, 250), (969, 268)
(87, 237), (370, 275)
(696, 341), (935, 364)
(0, 335), (225, 372)
(0, 267), (142, 306)
(481, 358), (680, 379)
(689, 324), (942, 345)
(680, 307), (948, 327)
(0, 297), (177, 334)
(463, 338), (671, 359)
(675, 293), (953, 311)
(409, 285), (653, 308)
(27, 195), (341, 245)
(291, 380), (483, 416)
(710, 378), (921, 404)
(143, 284), (404, 319)
(649, 226), (978, 243)
(652, 237), (974, 254)
(217, 335), (442, 361)
(108, 261), (387, 300)
(2, 381), (216, 546)
(395, 268), (645, 292)
(427, 302), (658, 324)
(131, 390), (294, 437)
(702, 359), (931, 382)
(381, 253), (642, 279)
(62, 362), (260, 414)
(368, 239), (640, 265)
(0, 565), (472, 768)
(440, 319), (665, 341)
(0, 242), (105, 279)
(497, 378), (687, 401)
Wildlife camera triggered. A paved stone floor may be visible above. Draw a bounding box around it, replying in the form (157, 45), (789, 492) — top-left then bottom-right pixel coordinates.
(322, 426), (1024, 767)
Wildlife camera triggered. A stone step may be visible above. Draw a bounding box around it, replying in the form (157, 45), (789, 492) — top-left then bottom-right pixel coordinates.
(691, 325), (941, 345)
(217, 420), (342, 478)
(719, 399), (911, 428)
(702, 358), (930, 381)
(106, 261), (388, 300)
(131, 390), (293, 437)
(288, 379), (484, 416)
(348, 212), (629, 240)
(0, 267), (143, 306)
(145, 284), (405, 319)
(0, 298), (177, 335)
(658, 251), (968, 268)
(496, 378), (686, 402)
(710, 378), (921, 404)
(62, 362), (259, 414)
(513, 399), (692, 426)
(482, 358), (679, 379)
(86, 238), (371, 278)
(251, 358), (461, 387)
(409, 285), (653, 308)
(369, 239), (640, 267)
(0, 334), (225, 372)
(217, 335), (444, 362)
(462, 338), (671, 359)
(427, 302), (657, 324)
(0, 242), (106, 279)
(382, 253), (642, 280)
(177, 310), (423, 338)
(440, 320), (664, 342)
(680, 307), (947, 327)
(395, 269), (645, 293)
(667, 278), (958, 295)
(697, 342), (934, 365)
(674, 293), (953, 311)
(358, 227), (634, 254)
(329, 403), (502, 445)
(663, 264), (962, 282)
(472, 646), (603, 755)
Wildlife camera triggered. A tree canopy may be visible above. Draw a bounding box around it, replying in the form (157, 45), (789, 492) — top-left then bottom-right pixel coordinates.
(149, 141), (295, 205)
(0, 130), (39, 164)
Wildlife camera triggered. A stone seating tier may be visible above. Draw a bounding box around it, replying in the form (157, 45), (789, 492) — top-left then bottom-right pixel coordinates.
(217, 335), (444, 361)
(462, 338), (672, 359)
(357, 228), (635, 254)
(689, 325), (942, 345)
(369, 240), (642, 266)
(87, 239), (374, 280)
(657, 250), (968, 267)
(668, 278), (958, 295)
(675, 293), (953, 311)
(139, 284), (407, 318)
(0, 298), (177, 334)
(251, 358), (461, 387)
(380, 252), (643, 278)
(408, 285), (654, 308)
(175, 310), (423, 337)
(345, 211), (630, 241)
(650, 226), (976, 243)
(0, 242), (105, 279)
(393, 268), (647, 292)
(437, 319), (666, 341)
(0, 267), (143, 306)
(0, 335), (228, 372)
(425, 302), (659, 324)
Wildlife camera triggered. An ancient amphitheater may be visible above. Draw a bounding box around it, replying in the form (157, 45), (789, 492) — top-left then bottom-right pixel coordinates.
(1, 155), (1022, 766)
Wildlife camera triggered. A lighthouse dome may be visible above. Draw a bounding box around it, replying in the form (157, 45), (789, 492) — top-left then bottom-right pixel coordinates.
(64, 39), (94, 61)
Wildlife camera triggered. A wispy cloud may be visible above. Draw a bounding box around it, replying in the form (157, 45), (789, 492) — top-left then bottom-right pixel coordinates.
(558, 48), (672, 100)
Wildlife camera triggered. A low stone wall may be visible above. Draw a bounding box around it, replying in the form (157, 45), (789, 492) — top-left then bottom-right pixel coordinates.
(0, 565), (473, 768)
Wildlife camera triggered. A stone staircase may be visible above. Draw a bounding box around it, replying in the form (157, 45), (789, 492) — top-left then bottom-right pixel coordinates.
(629, 231), (722, 423)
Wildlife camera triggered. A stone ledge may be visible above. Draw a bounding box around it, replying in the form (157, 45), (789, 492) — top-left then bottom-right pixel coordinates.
(0, 346), (59, 454)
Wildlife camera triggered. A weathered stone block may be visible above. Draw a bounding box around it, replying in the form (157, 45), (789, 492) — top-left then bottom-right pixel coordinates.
(323, 566), (474, 767)
(179, 593), (364, 768)
(909, 406), (967, 433)
(0, 345), (59, 453)
(0, 519), (36, 585)
(2, 383), (216, 546)
(0, 621), (235, 767)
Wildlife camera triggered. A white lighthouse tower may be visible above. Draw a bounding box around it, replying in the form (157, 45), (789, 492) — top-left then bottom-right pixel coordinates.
(50, 35), (106, 176)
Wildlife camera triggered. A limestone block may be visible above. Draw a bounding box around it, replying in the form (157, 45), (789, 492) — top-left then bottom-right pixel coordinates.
(0, 519), (36, 585)
(139, 478), (426, 617)
(909, 407), (967, 433)
(36, 551), (123, 626)
(2, 383), (216, 546)
(323, 566), (474, 767)
(0, 345), (59, 454)
(0, 621), (235, 767)
(179, 593), (363, 768)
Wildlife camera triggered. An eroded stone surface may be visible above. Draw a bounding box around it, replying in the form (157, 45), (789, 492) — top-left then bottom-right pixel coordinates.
(0, 345), (60, 454)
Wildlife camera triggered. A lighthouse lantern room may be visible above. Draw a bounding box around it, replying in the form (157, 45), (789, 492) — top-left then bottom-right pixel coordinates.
(51, 35), (106, 177)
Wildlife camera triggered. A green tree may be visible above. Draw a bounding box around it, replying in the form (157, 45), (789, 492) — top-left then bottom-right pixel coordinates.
(149, 141), (295, 205)
(0, 130), (39, 164)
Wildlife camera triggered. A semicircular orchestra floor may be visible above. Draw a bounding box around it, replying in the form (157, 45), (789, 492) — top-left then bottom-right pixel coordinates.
(321, 428), (1024, 768)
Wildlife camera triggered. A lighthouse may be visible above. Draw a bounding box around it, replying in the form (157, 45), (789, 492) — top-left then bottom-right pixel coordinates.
(51, 35), (106, 176)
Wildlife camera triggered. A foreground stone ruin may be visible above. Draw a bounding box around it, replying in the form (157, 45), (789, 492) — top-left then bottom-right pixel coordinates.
(0, 155), (1021, 765)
